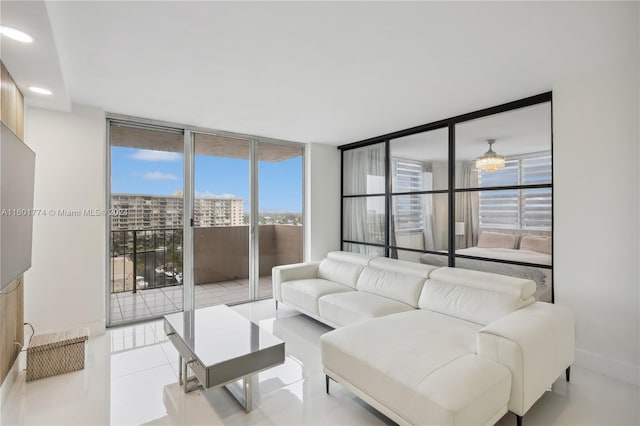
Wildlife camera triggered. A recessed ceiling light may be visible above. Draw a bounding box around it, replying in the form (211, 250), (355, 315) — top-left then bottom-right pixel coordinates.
(0, 26), (33, 43)
(28, 87), (52, 96)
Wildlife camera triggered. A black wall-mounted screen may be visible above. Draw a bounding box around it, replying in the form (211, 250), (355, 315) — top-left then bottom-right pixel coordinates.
(1, 122), (36, 291)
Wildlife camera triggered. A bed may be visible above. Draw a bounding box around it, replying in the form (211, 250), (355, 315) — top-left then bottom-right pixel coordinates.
(420, 232), (553, 302)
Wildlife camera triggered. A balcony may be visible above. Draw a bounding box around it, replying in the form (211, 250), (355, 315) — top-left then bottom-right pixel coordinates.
(110, 225), (302, 325)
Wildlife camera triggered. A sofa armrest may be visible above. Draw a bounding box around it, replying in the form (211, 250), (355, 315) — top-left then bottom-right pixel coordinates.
(272, 261), (321, 302)
(477, 302), (575, 416)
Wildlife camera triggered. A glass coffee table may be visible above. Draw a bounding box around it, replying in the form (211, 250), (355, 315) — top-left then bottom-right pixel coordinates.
(164, 304), (285, 412)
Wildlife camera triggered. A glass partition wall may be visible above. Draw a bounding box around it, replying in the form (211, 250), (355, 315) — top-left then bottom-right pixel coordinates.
(107, 119), (304, 326)
(339, 93), (554, 302)
(389, 128), (449, 263)
(342, 143), (387, 253)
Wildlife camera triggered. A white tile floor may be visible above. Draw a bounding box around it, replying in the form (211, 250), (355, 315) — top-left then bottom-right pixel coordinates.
(2, 300), (639, 425)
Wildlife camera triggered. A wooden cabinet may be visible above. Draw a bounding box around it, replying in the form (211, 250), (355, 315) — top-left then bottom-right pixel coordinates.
(0, 61), (24, 139)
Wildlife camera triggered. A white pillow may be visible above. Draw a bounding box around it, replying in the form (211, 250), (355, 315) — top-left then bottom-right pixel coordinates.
(476, 231), (518, 249)
(520, 236), (552, 254)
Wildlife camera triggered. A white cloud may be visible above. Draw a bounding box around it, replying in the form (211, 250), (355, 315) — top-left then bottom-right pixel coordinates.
(129, 150), (181, 162)
(143, 172), (179, 181)
(195, 191), (237, 199)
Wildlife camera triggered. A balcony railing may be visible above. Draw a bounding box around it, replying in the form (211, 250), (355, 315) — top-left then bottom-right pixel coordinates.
(110, 225), (302, 294)
(111, 228), (184, 294)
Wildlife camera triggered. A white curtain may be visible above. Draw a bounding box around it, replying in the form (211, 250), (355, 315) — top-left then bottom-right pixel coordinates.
(456, 161), (479, 248)
(343, 144), (386, 251)
(343, 144), (385, 195)
(422, 164), (436, 251)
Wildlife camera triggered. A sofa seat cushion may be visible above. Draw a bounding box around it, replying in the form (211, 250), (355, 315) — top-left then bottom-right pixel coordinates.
(281, 279), (353, 315)
(318, 291), (414, 327)
(321, 310), (510, 425)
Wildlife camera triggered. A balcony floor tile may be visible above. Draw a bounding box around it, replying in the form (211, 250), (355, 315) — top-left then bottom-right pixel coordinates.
(110, 277), (273, 325)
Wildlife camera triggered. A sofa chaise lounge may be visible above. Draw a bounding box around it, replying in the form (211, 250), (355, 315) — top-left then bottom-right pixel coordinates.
(272, 251), (574, 426)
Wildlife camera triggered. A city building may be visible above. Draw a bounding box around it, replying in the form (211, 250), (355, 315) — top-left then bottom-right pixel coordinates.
(110, 192), (244, 230)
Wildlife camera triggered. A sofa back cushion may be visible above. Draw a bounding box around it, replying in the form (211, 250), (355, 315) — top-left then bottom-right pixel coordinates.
(418, 267), (536, 325)
(356, 266), (426, 308)
(327, 251), (373, 266)
(368, 257), (438, 279)
(317, 258), (364, 288)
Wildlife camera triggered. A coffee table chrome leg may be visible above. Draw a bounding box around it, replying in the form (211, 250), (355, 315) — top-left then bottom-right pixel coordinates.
(182, 360), (188, 392)
(178, 355), (183, 385)
(180, 360), (200, 393)
(225, 375), (255, 412)
(244, 375), (253, 412)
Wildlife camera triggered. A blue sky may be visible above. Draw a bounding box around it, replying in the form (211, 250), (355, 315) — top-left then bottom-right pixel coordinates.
(111, 147), (302, 212)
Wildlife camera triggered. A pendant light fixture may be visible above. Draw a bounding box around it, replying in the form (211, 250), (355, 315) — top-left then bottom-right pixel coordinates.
(475, 139), (505, 173)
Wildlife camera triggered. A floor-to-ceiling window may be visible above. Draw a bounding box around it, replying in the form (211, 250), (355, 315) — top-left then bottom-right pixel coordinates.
(340, 93), (554, 302)
(257, 142), (304, 299)
(107, 117), (304, 326)
(192, 133), (251, 308)
(109, 122), (185, 325)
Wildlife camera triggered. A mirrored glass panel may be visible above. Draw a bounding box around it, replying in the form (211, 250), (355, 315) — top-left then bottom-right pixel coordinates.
(454, 257), (552, 302)
(343, 243), (385, 257)
(391, 193), (448, 252)
(343, 196), (385, 244)
(390, 127), (448, 192)
(455, 102), (551, 189)
(393, 249), (447, 265)
(343, 143), (386, 196)
(454, 188), (552, 260)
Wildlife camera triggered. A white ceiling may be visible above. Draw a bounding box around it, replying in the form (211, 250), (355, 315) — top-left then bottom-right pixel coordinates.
(0, 1), (633, 145)
(0, 1), (69, 111)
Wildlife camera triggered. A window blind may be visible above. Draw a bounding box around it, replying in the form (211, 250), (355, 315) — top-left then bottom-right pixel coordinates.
(479, 152), (551, 230)
(392, 159), (426, 233)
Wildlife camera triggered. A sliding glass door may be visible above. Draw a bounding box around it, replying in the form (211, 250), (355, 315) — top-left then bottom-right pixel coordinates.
(109, 122), (185, 325)
(192, 133), (251, 308)
(108, 118), (304, 326)
(257, 142), (304, 298)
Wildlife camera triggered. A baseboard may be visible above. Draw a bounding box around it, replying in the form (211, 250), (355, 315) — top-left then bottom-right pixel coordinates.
(0, 351), (24, 417)
(80, 319), (106, 337)
(574, 348), (640, 386)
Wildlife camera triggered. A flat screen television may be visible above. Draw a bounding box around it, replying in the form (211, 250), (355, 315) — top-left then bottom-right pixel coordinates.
(1, 122), (35, 291)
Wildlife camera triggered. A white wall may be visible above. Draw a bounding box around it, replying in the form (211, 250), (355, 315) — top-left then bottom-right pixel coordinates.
(553, 27), (639, 383)
(304, 143), (341, 261)
(24, 104), (106, 336)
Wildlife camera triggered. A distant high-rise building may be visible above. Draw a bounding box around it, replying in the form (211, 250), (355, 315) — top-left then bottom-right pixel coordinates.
(111, 193), (244, 230)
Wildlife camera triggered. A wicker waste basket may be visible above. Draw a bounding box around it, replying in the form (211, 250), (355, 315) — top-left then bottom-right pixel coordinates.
(26, 329), (89, 381)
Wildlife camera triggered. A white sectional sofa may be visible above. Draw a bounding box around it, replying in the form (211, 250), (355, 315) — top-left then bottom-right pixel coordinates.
(272, 251), (575, 426)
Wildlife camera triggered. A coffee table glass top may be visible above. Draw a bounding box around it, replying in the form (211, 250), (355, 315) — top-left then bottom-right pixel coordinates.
(164, 305), (284, 368)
